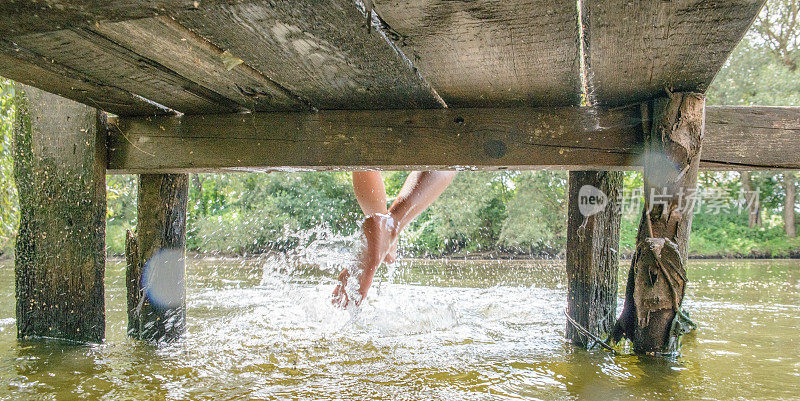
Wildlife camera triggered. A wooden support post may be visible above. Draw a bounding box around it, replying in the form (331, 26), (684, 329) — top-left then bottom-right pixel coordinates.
(565, 171), (622, 346)
(13, 85), (107, 343)
(612, 93), (704, 354)
(125, 174), (188, 342)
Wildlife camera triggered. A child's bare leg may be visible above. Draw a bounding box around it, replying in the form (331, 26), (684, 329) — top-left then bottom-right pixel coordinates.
(333, 171), (455, 306)
(389, 171), (456, 232)
(352, 171), (398, 264)
(332, 172), (392, 307)
(352, 171), (388, 215)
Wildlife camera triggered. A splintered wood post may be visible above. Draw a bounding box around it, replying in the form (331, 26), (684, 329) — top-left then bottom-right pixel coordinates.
(565, 171), (623, 347)
(13, 85), (107, 343)
(612, 93), (704, 354)
(125, 174), (188, 342)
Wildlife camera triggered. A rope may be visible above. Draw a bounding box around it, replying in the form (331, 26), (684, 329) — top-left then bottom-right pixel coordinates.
(564, 309), (617, 354)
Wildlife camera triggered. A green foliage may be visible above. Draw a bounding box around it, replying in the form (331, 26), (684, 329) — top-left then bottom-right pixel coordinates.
(187, 172), (361, 254)
(708, 40), (800, 106)
(689, 211), (800, 257)
(708, 0), (800, 106)
(402, 172), (510, 255)
(105, 175), (137, 255)
(0, 79), (17, 255)
(499, 171), (567, 255)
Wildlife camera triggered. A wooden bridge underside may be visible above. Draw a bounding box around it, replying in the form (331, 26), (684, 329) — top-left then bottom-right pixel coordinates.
(8, 0), (800, 352)
(3, 0), (796, 172)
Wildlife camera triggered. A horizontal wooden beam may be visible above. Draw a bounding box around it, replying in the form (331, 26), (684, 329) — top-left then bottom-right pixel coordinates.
(107, 105), (800, 173)
(701, 106), (800, 170)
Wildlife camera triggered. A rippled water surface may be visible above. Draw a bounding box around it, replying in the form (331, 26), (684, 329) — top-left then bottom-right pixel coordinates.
(0, 257), (798, 400)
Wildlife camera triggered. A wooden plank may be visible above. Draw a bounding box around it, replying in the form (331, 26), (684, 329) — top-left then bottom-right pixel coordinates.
(702, 106), (800, 170)
(583, 0), (765, 107)
(173, 0), (443, 110)
(0, 0), (253, 36)
(107, 105), (643, 173)
(11, 29), (237, 114)
(0, 40), (169, 116)
(373, 0), (580, 107)
(107, 105), (800, 173)
(92, 17), (306, 112)
(13, 85), (106, 343)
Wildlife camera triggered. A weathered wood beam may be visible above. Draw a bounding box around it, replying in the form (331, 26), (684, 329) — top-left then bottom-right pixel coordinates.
(126, 174), (189, 343)
(13, 85), (106, 343)
(372, 0), (580, 107)
(3, 16), (308, 115)
(0, 1), (257, 37)
(108, 105), (642, 172)
(565, 171), (622, 347)
(172, 0), (444, 110)
(583, 0), (766, 106)
(11, 29), (235, 114)
(0, 39), (169, 116)
(107, 105), (800, 173)
(612, 93), (704, 354)
(91, 16), (306, 112)
(701, 106), (800, 170)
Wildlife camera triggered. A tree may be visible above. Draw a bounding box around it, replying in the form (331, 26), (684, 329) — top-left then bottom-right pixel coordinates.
(740, 171), (762, 228)
(753, 0), (799, 70)
(499, 171), (567, 255)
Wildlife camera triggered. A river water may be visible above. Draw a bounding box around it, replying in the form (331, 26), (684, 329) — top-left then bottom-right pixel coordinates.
(0, 257), (797, 400)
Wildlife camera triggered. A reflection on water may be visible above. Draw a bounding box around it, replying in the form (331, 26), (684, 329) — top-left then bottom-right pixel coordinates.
(0, 257), (798, 400)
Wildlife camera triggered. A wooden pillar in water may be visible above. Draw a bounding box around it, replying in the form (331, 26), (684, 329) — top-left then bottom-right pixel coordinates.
(126, 174), (188, 342)
(612, 93), (704, 354)
(13, 85), (107, 343)
(565, 171), (622, 346)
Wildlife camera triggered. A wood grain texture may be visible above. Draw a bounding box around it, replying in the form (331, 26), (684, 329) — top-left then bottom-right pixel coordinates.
(107, 106), (643, 173)
(565, 171), (622, 347)
(13, 85), (106, 343)
(126, 174), (188, 343)
(613, 93), (704, 354)
(92, 17), (306, 112)
(0, 0), (256, 36)
(373, 0), (580, 107)
(0, 40), (169, 116)
(173, 0), (443, 110)
(11, 28), (236, 114)
(583, 0), (765, 106)
(107, 105), (800, 172)
(703, 106), (800, 170)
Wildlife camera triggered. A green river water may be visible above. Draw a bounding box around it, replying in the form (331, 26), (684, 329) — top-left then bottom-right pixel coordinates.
(0, 257), (797, 400)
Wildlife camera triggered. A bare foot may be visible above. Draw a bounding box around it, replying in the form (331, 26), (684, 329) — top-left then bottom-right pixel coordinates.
(384, 240), (398, 264)
(332, 214), (397, 307)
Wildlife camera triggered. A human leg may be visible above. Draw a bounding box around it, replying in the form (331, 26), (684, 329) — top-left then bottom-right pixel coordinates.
(333, 171), (456, 307)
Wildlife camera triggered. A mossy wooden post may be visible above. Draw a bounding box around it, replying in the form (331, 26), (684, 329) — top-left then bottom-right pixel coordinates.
(126, 174), (188, 342)
(13, 85), (107, 343)
(565, 171), (622, 346)
(612, 93), (704, 354)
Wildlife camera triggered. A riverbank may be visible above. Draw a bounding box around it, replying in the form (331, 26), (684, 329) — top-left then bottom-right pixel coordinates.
(4, 235), (798, 262)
